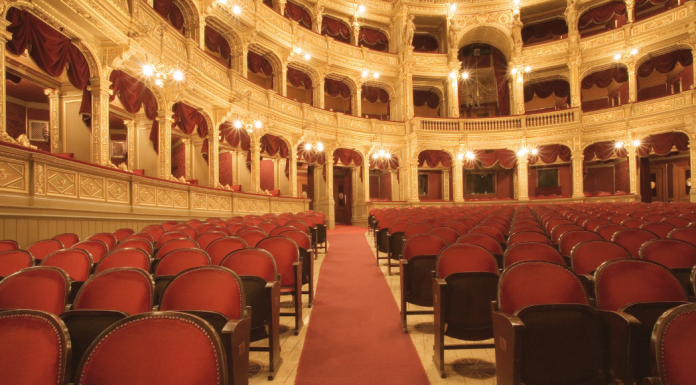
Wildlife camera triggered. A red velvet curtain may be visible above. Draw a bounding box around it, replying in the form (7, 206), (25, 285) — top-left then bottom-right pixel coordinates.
(358, 27), (389, 52)
(418, 150), (452, 168)
(286, 67), (312, 90)
(529, 145), (572, 164)
(413, 90), (440, 108)
(220, 121), (251, 151)
(578, 2), (627, 29)
(204, 25), (231, 68)
(172, 102), (208, 138)
(636, 132), (689, 157)
(463, 149), (517, 169)
(110, 70), (159, 152)
(152, 0), (185, 33)
(491, 48), (510, 116)
(583, 141), (627, 161)
(412, 35), (439, 53)
(324, 78), (351, 98)
(581, 67), (628, 89)
(370, 157), (399, 170)
(6, 8), (91, 127)
(524, 80), (570, 102)
(637, 49), (693, 77)
(248, 51), (274, 87)
(361, 85), (389, 103)
(321, 17), (350, 43)
(344, 169), (353, 225)
(298, 146), (327, 165)
(284, 1), (312, 29)
(635, 0), (678, 21)
(260, 134), (289, 157)
(333, 149), (362, 166)
(521, 19), (568, 44)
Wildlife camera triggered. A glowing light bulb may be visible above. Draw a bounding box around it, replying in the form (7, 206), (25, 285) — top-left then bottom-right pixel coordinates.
(294, 47), (302, 54)
(233, 120), (242, 129)
(305, 143), (312, 151)
(633, 140), (641, 147)
(254, 120), (262, 128)
(450, 4), (457, 11)
(143, 64), (154, 76)
(378, 149), (385, 157)
(218, 0), (227, 4)
(155, 79), (163, 86)
(372, 153), (379, 159)
(514, 0), (520, 4)
(511, 68), (518, 75)
(358, 5), (365, 13)
(465, 151), (475, 160)
(373, 72), (380, 79)
(614, 53), (622, 60)
(457, 153), (464, 160)
(615, 141), (624, 149)
(362, 70), (369, 78)
(317, 142), (324, 151)
(631, 48), (638, 55)
(461, 72), (469, 79)
(385, 152), (391, 159)
(531, 148), (538, 155)
(232, 5), (241, 14)
(517, 147), (528, 157)
(173, 70), (184, 81)
(449, 71), (457, 79)
(304, 53), (311, 60)
(524, 66), (531, 73)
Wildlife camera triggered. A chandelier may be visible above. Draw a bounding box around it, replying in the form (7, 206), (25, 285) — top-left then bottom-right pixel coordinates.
(371, 132), (391, 160)
(234, 91), (263, 133)
(215, 0), (242, 15)
(303, 120), (324, 152)
(291, 37), (312, 62)
(143, 24), (184, 87)
(457, 129), (476, 161)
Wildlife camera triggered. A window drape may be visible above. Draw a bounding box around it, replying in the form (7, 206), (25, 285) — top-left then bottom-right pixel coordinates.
(635, 0), (679, 21)
(172, 102), (208, 138)
(219, 121), (251, 151)
(529, 145), (572, 165)
(324, 78), (351, 98)
(284, 1), (312, 29)
(581, 67), (628, 89)
(151, 0), (185, 33)
(370, 157), (399, 170)
(521, 19), (568, 44)
(110, 70), (159, 152)
(321, 17), (350, 44)
(418, 150), (452, 168)
(578, 2), (627, 31)
(6, 8), (91, 127)
(333, 148), (362, 167)
(463, 149), (517, 169)
(637, 49), (693, 77)
(247, 51), (274, 88)
(286, 67), (312, 90)
(491, 48), (510, 116)
(204, 26), (231, 68)
(358, 27), (389, 52)
(583, 141), (627, 161)
(413, 90), (440, 109)
(298, 146), (326, 165)
(636, 132), (689, 157)
(412, 35), (439, 53)
(524, 80), (570, 102)
(361, 85), (389, 103)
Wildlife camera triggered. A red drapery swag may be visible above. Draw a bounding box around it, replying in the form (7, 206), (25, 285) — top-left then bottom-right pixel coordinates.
(418, 150), (452, 168)
(110, 70), (159, 151)
(412, 35), (439, 53)
(637, 49), (693, 77)
(284, 1), (312, 29)
(521, 19), (568, 44)
(324, 78), (351, 98)
(491, 48), (510, 116)
(219, 122), (250, 151)
(333, 149), (362, 167)
(581, 67), (628, 89)
(321, 17), (350, 43)
(247, 51), (274, 87)
(6, 8), (91, 127)
(298, 146), (326, 165)
(286, 67), (312, 90)
(151, 0), (185, 33)
(204, 25), (231, 68)
(635, 0), (679, 21)
(260, 134), (290, 176)
(583, 141), (627, 161)
(578, 2), (627, 34)
(529, 145), (572, 165)
(149, 102), (208, 154)
(361, 85), (389, 103)
(524, 80), (570, 102)
(413, 89), (440, 109)
(636, 132), (689, 157)
(370, 157), (399, 170)
(463, 149), (517, 169)
(358, 27), (389, 52)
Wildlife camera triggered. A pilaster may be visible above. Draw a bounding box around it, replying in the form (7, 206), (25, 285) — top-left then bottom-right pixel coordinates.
(156, 109), (174, 180)
(514, 72), (525, 115)
(407, 159), (420, 204)
(0, 19), (11, 141)
(279, 63), (288, 97)
(231, 150), (239, 186)
(90, 77), (112, 166)
(209, 124), (220, 187)
(44, 89), (61, 153)
(517, 154), (530, 201)
(569, 52), (582, 108)
(351, 16), (360, 46)
(628, 69), (637, 103)
(628, 147), (639, 196)
(355, 86), (362, 117)
(690, 142), (696, 202)
(453, 161), (464, 203)
(290, 148), (298, 196)
(443, 168), (450, 201)
(182, 139), (192, 180)
(571, 151), (585, 199)
(325, 156), (335, 228)
(625, 0), (635, 23)
(316, 77), (325, 109)
(363, 160), (370, 202)
(250, 136), (261, 192)
(124, 119), (136, 171)
(446, 77), (459, 118)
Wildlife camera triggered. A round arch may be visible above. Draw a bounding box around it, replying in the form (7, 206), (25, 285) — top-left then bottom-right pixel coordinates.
(204, 16), (243, 71)
(456, 25), (514, 62)
(173, 0), (202, 43)
(248, 44), (284, 94)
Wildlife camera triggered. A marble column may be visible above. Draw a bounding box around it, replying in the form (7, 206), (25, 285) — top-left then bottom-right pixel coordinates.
(628, 146), (639, 195)
(571, 151), (585, 199)
(124, 119), (136, 171)
(90, 77), (112, 166)
(156, 109), (174, 180)
(453, 160), (464, 203)
(250, 136), (261, 192)
(44, 89), (61, 153)
(517, 154), (530, 201)
(208, 124), (220, 187)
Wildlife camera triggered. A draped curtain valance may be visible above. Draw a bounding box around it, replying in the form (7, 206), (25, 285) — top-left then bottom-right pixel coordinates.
(581, 67), (628, 89)
(521, 19), (568, 44)
(578, 2), (627, 29)
(358, 27), (389, 52)
(583, 141), (627, 161)
(412, 35), (439, 53)
(524, 80), (570, 102)
(260, 134), (289, 158)
(152, 0), (185, 33)
(529, 145), (572, 165)
(636, 132), (689, 157)
(220, 122), (250, 151)
(463, 149), (516, 169)
(204, 25), (231, 68)
(110, 70), (159, 153)
(324, 78), (351, 99)
(284, 1), (312, 29)
(637, 49), (693, 77)
(333, 148), (362, 166)
(413, 90), (440, 109)
(298, 146), (326, 165)
(321, 17), (350, 43)
(362, 85), (389, 103)
(370, 157), (399, 170)
(286, 67), (312, 90)
(149, 102), (208, 155)
(418, 150), (452, 168)
(247, 51), (274, 77)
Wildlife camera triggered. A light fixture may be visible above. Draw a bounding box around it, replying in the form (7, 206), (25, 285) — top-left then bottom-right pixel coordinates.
(615, 141), (624, 149)
(511, 67), (518, 75)
(373, 72), (380, 78)
(303, 120), (323, 154)
(461, 72), (469, 79)
(292, 38), (312, 62)
(233, 5), (241, 14)
(303, 53), (311, 61)
(465, 150), (475, 160)
(357, 4), (366, 13)
(142, 24), (184, 88)
(514, 0), (520, 4)
(233, 91), (263, 133)
(517, 147), (528, 157)
(524, 66), (531, 73)
(362, 70), (369, 77)
(531, 148), (538, 155)
(450, 3), (457, 11)
(449, 71), (457, 79)
(614, 53), (622, 61)
(633, 139), (641, 147)
(631, 48), (638, 55)
(371, 132), (391, 161)
(457, 153), (464, 160)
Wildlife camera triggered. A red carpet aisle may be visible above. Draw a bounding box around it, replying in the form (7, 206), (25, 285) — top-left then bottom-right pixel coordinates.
(295, 225), (430, 385)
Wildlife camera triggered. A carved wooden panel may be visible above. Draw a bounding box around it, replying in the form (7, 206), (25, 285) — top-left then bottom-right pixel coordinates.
(106, 179), (129, 203)
(0, 157), (28, 193)
(47, 168), (77, 198)
(79, 174), (105, 201)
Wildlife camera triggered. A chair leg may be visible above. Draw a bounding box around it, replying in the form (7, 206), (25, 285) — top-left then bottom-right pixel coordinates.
(400, 260), (408, 333)
(267, 282), (282, 380)
(308, 252), (314, 308)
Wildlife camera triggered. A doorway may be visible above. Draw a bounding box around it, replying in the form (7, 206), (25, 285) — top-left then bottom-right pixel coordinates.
(333, 167), (352, 225)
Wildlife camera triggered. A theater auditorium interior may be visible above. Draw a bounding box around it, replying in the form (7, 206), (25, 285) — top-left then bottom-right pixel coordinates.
(2, 0), (696, 384)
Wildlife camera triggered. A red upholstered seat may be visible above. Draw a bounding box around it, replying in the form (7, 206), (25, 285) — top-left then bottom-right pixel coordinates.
(177, 227), (200, 239)
(447, 222), (470, 235)
(112, 228), (135, 242)
(403, 234), (448, 260)
(142, 226), (165, 241)
(155, 231), (190, 248)
(87, 233), (117, 251)
(424, 218), (444, 228)
(258, 222), (278, 234)
(195, 232), (226, 250)
(550, 224), (583, 245)
(427, 227), (460, 244)
(404, 223), (433, 238)
(27, 239), (63, 261)
(596, 224), (628, 241)
(469, 226), (506, 244)
(74, 312), (227, 385)
(257, 237), (300, 287)
(612, 229), (659, 258)
(155, 238), (199, 259)
(497, 261), (589, 314)
(72, 240), (109, 263)
(570, 240), (631, 275)
(594, 259), (687, 312)
(196, 223), (217, 233)
(645, 303), (696, 385)
(640, 222), (675, 238)
(583, 219), (611, 231)
(206, 226), (232, 236)
(507, 231), (553, 246)
(96, 248), (151, 273)
(508, 226), (545, 236)
(154, 249), (212, 276)
(456, 234), (504, 255)
(0, 250), (33, 278)
(609, 216), (631, 224)
(0, 310), (70, 385)
(73, 267), (153, 315)
(201, 237), (248, 266)
(287, 221), (311, 234)
(41, 248), (92, 281)
(558, 230), (603, 257)
(53, 233), (80, 248)
(186, 220), (202, 228)
(238, 231), (267, 247)
(639, 239), (696, 268)
(0, 240), (19, 252)
(221, 248), (278, 282)
(503, 242), (564, 268)
(668, 228), (696, 246)
(168, 224), (191, 232)
(0, 267), (69, 314)
(662, 217), (691, 228)
(435, 244), (498, 278)
(114, 239), (153, 255)
(226, 223), (246, 234)
(269, 226), (295, 236)
(238, 226), (267, 235)
(161, 221), (178, 231)
(123, 233), (154, 243)
(622, 218), (648, 229)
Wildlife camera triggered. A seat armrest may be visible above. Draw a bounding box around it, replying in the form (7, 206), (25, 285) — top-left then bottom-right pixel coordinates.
(222, 312), (252, 385)
(644, 377), (663, 385)
(491, 311), (525, 385)
(577, 274), (595, 299)
(599, 310), (640, 385)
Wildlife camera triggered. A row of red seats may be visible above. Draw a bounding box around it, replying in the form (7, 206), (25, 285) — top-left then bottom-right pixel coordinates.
(0, 211), (326, 384)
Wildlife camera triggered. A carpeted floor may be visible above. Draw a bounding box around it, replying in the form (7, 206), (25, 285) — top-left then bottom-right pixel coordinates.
(295, 225), (430, 385)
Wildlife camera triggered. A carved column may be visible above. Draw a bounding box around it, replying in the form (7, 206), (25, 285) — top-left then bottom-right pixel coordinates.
(199, 18), (207, 50)
(408, 158), (420, 204)
(0, 19), (11, 141)
(156, 109), (174, 180)
(90, 78), (112, 166)
(124, 119), (136, 171)
(453, 160), (464, 203)
(446, 77), (460, 118)
(231, 150), (239, 186)
(355, 86), (362, 117)
(325, 155), (335, 227)
(517, 154), (530, 201)
(363, 161), (370, 203)
(625, 0), (635, 23)
(279, 63), (288, 97)
(44, 89), (61, 153)
(443, 168), (450, 200)
(569, 53), (582, 108)
(514, 72), (525, 115)
(182, 139), (192, 180)
(241, 45), (249, 78)
(351, 17), (360, 46)
(628, 146), (639, 196)
(400, 64), (414, 120)
(314, 3), (324, 34)
(209, 124), (220, 187)
(250, 136), (261, 192)
(571, 151), (585, 199)
(290, 148), (298, 197)
(628, 68), (637, 103)
(690, 142), (696, 202)
(316, 77), (325, 109)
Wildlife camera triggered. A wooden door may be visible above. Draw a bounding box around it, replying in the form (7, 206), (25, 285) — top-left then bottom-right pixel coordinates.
(650, 166), (666, 202)
(334, 176), (346, 224)
(673, 165), (691, 202)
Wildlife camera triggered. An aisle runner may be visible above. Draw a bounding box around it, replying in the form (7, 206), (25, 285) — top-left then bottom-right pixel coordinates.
(295, 225), (429, 385)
